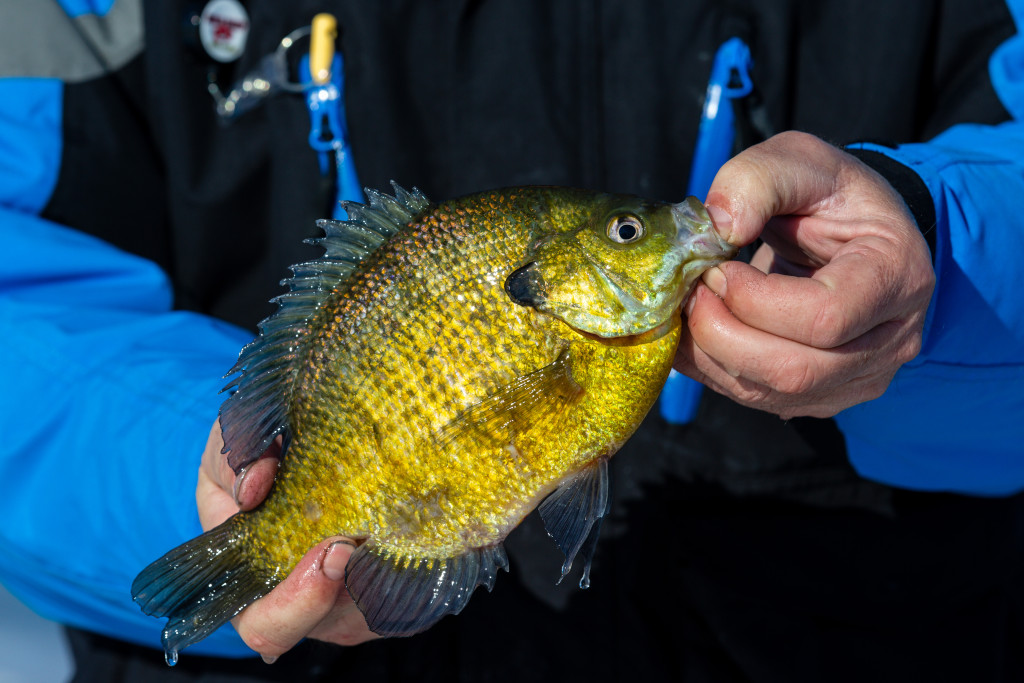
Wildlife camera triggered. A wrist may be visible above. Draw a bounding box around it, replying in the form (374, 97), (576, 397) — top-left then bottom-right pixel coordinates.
(843, 146), (937, 261)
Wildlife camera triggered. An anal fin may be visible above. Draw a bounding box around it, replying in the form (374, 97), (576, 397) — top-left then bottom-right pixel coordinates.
(345, 543), (509, 637)
(538, 457), (610, 589)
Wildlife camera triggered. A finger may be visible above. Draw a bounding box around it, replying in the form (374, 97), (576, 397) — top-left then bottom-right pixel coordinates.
(305, 539), (379, 646)
(199, 420), (232, 490)
(196, 455), (278, 530)
(685, 283), (880, 394)
(702, 242), (907, 349)
(307, 551), (380, 648)
(675, 317), (894, 419)
(744, 242), (815, 279)
(196, 473), (238, 531)
(196, 421), (238, 529)
(200, 419), (281, 505)
(307, 602), (380, 647)
(693, 365), (886, 419)
(232, 537), (356, 660)
(704, 131), (845, 246)
(232, 455), (280, 511)
(758, 216), (835, 268)
(748, 243), (774, 274)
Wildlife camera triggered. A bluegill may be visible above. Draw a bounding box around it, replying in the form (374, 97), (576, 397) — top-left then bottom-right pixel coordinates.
(131, 185), (736, 663)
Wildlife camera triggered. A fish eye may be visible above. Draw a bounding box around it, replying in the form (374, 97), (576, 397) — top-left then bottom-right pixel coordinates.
(607, 215), (645, 244)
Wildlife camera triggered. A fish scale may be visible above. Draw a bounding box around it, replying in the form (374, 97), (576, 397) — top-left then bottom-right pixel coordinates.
(132, 184), (736, 660)
(246, 193), (562, 564)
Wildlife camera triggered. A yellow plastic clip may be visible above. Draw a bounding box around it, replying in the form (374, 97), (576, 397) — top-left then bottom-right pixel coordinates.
(309, 13), (337, 85)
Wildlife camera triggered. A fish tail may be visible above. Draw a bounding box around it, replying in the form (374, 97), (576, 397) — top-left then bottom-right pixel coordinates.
(131, 516), (272, 665)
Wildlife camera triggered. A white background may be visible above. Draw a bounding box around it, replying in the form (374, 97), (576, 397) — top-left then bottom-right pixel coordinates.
(0, 585), (72, 683)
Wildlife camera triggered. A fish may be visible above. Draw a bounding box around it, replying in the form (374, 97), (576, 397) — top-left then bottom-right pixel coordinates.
(131, 184), (736, 664)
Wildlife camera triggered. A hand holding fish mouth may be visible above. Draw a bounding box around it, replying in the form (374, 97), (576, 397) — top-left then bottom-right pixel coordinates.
(196, 421), (380, 662)
(675, 131), (935, 420)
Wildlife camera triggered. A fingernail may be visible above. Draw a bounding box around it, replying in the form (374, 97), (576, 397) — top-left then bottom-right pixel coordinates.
(323, 540), (355, 581)
(702, 266), (727, 298)
(705, 205), (734, 243)
(261, 654), (278, 665)
(231, 466), (249, 507)
(685, 289), (699, 317)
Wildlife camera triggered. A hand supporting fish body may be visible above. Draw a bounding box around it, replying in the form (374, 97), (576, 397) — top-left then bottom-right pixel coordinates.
(132, 185), (736, 663)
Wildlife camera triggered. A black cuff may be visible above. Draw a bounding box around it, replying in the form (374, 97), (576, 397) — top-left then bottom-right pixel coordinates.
(843, 147), (937, 261)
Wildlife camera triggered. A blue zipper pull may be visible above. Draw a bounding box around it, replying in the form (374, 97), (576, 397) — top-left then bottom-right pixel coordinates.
(687, 37), (753, 201)
(301, 14), (364, 218)
(660, 37), (753, 425)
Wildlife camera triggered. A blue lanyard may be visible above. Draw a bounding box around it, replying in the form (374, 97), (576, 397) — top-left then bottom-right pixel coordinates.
(300, 52), (364, 218)
(659, 37), (753, 425)
(686, 38), (753, 201)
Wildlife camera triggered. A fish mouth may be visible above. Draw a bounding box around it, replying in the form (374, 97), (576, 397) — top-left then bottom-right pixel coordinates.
(674, 225), (736, 262)
(683, 254), (731, 282)
(670, 198), (736, 259)
(670, 198), (738, 303)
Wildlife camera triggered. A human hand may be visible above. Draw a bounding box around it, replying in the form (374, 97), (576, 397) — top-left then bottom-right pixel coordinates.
(675, 131), (935, 419)
(196, 420), (379, 662)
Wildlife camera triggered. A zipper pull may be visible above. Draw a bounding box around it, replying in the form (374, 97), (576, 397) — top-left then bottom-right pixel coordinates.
(660, 37), (753, 426)
(687, 37), (753, 200)
(301, 14), (364, 218)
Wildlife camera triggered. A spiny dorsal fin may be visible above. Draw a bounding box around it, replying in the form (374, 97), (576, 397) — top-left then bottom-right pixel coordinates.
(219, 183), (430, 473)
(309, 182), (430, 262)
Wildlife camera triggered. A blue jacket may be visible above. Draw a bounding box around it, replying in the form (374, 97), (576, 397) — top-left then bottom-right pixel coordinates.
(835, 3), (1024, 493)
(1, 0), (1022, 658)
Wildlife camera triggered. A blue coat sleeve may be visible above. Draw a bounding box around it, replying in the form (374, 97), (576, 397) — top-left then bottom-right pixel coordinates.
(837, 3), (1024, 495)
(0, 80), (256, 656)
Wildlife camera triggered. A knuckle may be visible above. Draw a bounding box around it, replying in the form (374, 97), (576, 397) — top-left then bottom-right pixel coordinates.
(731, 378), (773, 406)
(331, 629), (374, 647)
(717, 154), (778, 210)
(768, 358), (818, 396)
(862, 378), (891, 403)
(235, 622), (289, 657)
(914, 261), (937, 296)
(898, 334), (923, 365)
(779, 405), (820, 420)
(808, 297), (849, 349)
(805, 406), (839, 419)
(772, 130), (815, 149)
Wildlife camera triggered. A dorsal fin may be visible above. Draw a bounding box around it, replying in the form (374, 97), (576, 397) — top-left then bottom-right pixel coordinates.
(219, 183), (431, 473)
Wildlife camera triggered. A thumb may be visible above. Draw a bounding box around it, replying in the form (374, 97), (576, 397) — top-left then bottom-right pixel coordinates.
(704, 131), (847, 246)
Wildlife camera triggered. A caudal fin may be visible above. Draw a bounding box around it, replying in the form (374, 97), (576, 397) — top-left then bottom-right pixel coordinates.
(131, 516), (272, 665)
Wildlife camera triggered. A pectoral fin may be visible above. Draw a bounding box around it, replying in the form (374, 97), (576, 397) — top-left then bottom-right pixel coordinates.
(345, 543), (509, 637)
(436, 349), (583, 452)
(538, 457), (610, 589)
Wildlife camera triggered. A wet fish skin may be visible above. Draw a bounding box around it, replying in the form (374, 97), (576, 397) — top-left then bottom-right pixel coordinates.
(131, 185), (736, 662)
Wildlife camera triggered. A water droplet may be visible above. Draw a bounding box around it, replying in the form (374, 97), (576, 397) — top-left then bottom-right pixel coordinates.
(165, 649), (179, 667)
(579, 562), (593, 590)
